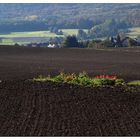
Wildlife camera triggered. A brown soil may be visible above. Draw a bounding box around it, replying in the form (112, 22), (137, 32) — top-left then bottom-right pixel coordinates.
(0, 46), (140, 136)
(0, 46), (140, 81)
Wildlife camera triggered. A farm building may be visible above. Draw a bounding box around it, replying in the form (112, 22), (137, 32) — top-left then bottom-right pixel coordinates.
(48, 44), (56, 48)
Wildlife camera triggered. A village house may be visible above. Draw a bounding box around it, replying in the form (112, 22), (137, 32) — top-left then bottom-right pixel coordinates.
(47, 43), (56, 48)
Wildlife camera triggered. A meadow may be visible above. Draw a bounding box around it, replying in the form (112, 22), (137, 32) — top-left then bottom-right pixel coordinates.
(0, 29), (88, 45)
(0, 28), (140, 45)
(0, 30), (63, 45)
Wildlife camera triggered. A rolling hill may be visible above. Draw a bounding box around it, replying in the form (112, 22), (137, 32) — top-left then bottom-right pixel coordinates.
(0, 3), (140, 32)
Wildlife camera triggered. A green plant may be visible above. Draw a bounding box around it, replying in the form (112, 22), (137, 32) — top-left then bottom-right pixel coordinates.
(51, 72), (65, 82)
(93, 78), (115, 86)
(115, 79), (125, 86)
(127, 80), (140, 86)
(33, 72), (126, 87)
(33, 75), (48, 82)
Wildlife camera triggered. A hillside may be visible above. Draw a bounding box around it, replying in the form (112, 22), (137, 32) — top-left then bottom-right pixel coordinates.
(0, 4), (140, 32)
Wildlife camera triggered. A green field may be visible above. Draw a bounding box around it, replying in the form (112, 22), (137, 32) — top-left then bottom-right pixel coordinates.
(0, 28), (139, 45)
(0, 29), (88, 45)
(0, 38), (14, 45)
(0, 30), (64, 45)
(127, 27), (140, 38)
(0, 31), (64, 38)
(0, 29), (88, 38)
(62, 29), (88, 36)
(0, 38), (32, 45)
(1, 39), (30, 45)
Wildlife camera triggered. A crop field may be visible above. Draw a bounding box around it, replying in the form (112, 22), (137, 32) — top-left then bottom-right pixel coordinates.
(0, 31), (64, 38)
(0, 46), (140, 136)
(0, 28), (140, 45)
(61, 29), (88, 36)
(0, 29), (88, 45)
(0, 38), (15, 45)
(127, 27), (140, 38)
(0, 31), (64, 45)
(0, 29), (87, 38)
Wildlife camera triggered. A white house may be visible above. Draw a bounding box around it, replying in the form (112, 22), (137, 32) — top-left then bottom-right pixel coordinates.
(48, 44), (56, 48)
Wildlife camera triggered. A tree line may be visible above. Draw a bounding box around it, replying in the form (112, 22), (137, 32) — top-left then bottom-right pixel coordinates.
(0, 4), (140, 33)
(61, 35), (140, 48)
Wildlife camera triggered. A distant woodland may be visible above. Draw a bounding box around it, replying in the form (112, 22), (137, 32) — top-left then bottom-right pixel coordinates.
(0, 3), (140, 38)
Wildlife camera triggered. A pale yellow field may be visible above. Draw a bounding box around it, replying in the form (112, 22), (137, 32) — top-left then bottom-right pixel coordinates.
(127, 27), (140, 38)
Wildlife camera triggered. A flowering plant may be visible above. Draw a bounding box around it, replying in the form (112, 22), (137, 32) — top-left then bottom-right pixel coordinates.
(34, 72), (125, 86)
(95, 75), (117, 80)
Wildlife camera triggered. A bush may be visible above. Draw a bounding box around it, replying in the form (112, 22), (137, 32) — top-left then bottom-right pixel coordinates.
(115, 79), (125, 86)
(52, 72), (65, 82)
(127, 80), (140, 86)
(93, 78), (115, 86)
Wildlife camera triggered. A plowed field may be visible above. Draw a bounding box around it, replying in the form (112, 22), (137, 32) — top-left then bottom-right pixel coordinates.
(0, 46), (140, 136)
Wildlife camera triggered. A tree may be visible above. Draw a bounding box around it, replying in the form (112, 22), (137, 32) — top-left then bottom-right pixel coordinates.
(88, 40), (102, 48)
(52, 27), (59, 34)
(75, 18), (93, 29)
(61, 35), (79, 48)
(137, 35), (140, 38)
(102, 38), (114, 48)
(111, 36), (114, 43)
(77, 29), (87, 40)
(116, 34), (122, 47)
(57, 30), (63, 35)
(128, 38), (137, 47)
(119, 32), (126, 40)
(79, 40), (89, 48)
(0, 38), (2, 43)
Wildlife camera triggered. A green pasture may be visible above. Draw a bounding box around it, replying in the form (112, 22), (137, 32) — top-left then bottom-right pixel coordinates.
(0, 38), (14, 45)
(61, 29), (88, 36)
(0, 31), (64, 38)
(0, 29), (88, 39)
(0, 30), (64, 45)
(0, 38), (30, 45)
(0, 29), (89, 45)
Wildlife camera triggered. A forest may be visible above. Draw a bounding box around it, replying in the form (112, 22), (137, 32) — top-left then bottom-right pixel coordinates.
(0, 3), (140, 37)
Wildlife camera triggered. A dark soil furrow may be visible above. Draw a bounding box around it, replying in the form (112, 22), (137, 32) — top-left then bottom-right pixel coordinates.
(18, 94), (31, 134)
(121, 105), (138, 135)
(97, 103), (112, 136)
(0, 47), (140, 136)
(0, 81), (139, 136)
(1, 97), (19, 135)
(35, 94), (48, 136)
(29, 95), (42, 136)
(92, 104), (105, 136)
(46, 101), (55, 133)
(5, 98), (23, 136)
(20, 95), (35, 135)
(101, 104), (114, 134)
